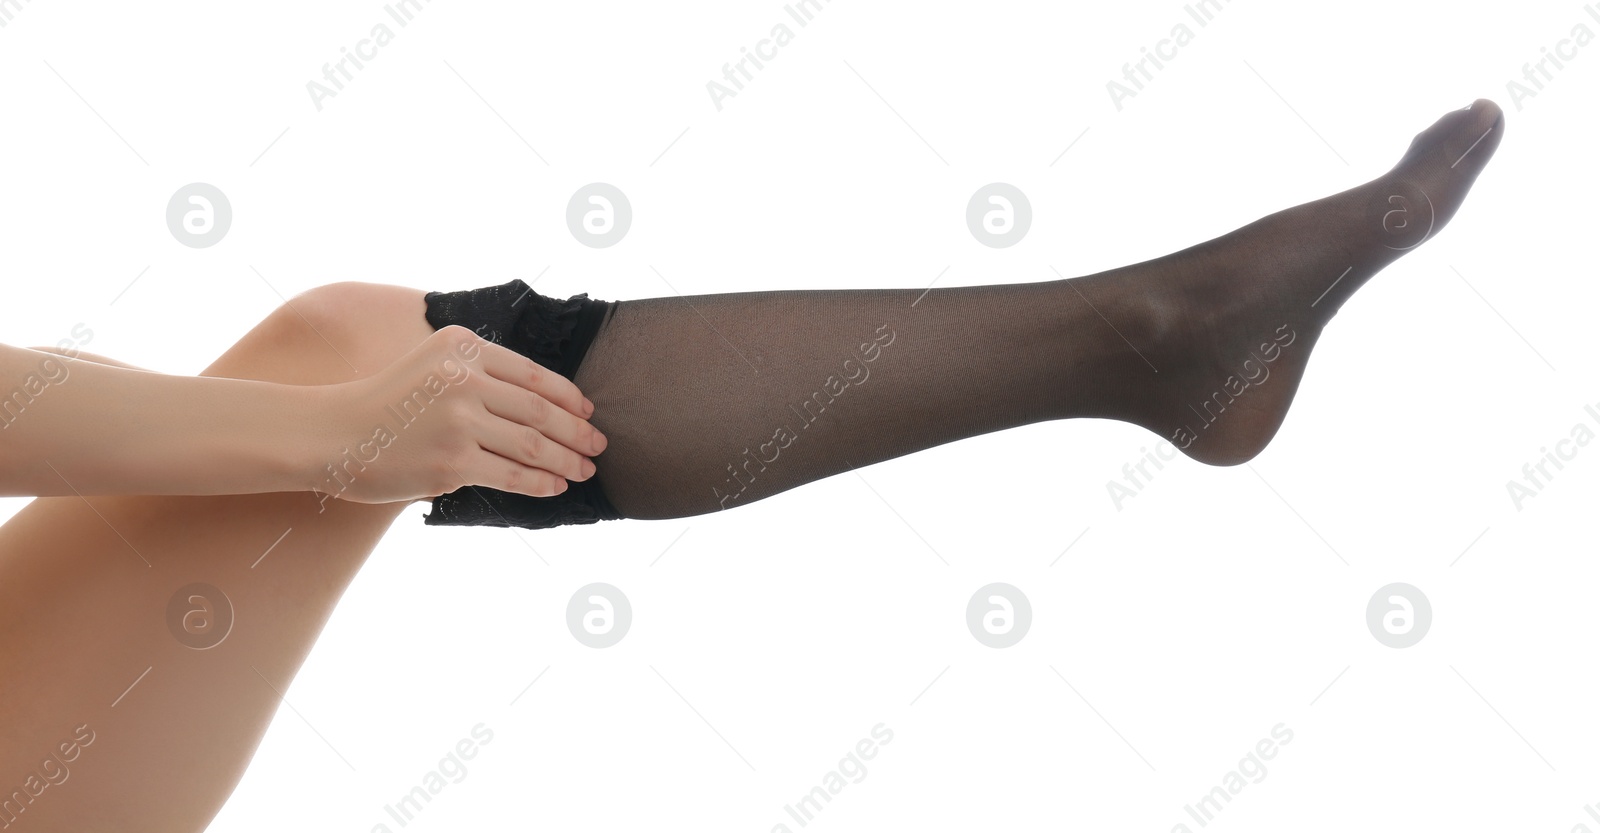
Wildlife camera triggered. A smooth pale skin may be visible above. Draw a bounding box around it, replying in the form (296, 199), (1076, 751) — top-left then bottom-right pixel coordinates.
(0, 325), (608, 502)
(0, 284), (607, 832)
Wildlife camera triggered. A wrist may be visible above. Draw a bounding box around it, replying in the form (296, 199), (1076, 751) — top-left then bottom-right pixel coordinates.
(278, 382), (352, 499)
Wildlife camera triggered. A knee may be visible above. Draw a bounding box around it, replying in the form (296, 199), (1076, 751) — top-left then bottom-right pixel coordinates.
(260, 281), (432, 378)
(287, 281), (421, 331)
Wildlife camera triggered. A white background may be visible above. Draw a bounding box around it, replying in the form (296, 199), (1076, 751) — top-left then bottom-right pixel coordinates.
(3, 0), (1598, 830)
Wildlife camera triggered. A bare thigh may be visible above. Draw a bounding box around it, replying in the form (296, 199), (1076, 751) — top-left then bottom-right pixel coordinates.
(0, 282), (434, 832)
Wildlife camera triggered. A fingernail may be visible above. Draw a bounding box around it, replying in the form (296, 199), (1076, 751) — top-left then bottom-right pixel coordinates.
(583, 460), (596, 479)
(584, 398), (596, 416)
(594, 432), (607, 453)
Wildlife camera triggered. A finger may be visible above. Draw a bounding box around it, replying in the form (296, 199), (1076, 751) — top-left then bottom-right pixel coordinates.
(470, 339), (593, 419)
(476, 408), (593, 483)
(462, 447), (571, 499)
(480, 373), (607, 458)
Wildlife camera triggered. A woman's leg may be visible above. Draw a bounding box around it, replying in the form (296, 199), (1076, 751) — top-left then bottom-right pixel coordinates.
(567, 101), (1503, 518)
(0, 100), (1505, 829)
(0, 282), (431, 832)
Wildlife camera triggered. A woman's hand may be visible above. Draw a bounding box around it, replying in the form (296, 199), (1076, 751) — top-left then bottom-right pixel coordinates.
(315, 325), (608, 506)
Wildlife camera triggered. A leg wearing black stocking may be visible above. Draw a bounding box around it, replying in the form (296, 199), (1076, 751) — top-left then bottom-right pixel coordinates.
(426, 100), (1504, 526)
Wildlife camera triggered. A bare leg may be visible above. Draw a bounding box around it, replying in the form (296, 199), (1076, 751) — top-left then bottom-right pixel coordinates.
(0, 283), (431, 832)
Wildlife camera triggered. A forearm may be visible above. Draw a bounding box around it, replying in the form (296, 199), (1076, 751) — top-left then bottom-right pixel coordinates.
(0, 344), (326, 497)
